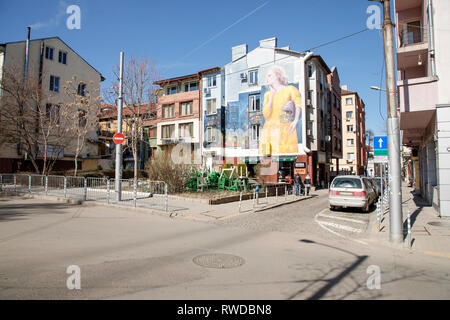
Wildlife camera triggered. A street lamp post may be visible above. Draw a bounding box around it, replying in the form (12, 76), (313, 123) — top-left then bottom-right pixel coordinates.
(370, 0), (403, 243)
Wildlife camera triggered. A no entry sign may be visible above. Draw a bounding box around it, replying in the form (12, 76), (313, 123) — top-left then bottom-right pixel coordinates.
(113, 133), (125, 144)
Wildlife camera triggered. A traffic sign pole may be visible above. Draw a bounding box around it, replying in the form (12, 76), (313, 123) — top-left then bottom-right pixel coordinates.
(115, 52), (124, 202)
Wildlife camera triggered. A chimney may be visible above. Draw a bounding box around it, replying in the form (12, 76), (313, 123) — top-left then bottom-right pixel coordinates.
(24, 26), (31, 80)
(259, 37), (277, 49)
(232, 44), (248, 62)
(341, 84), (348, 91)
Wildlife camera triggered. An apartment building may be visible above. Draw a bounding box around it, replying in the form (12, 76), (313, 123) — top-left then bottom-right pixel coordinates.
(394, 0), (450, 216)
(199, 67), (225, 172)
(97, 103), (157, 170)
(331, 85), (366, 175)
(0, 36), (104, 172)
(327, 67), (343, 179)
(153, 74), (202, 164)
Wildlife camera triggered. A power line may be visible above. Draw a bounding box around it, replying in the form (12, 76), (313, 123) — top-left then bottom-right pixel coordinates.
(304, 28), (370, 52)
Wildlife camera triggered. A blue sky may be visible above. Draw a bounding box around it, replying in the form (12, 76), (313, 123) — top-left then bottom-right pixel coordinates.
(0, 0), (389, 137)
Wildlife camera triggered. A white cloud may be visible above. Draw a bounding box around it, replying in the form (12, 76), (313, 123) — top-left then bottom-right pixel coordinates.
(29, 0), (68, 30)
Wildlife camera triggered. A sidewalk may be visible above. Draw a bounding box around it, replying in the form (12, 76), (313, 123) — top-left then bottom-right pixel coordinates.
(155, 192), (316, 222)
(366, 182), (450, 258)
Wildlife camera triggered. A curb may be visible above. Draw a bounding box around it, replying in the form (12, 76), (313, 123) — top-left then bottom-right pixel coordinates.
(253, 195), (316, 212)
(1, 191), (83, 205)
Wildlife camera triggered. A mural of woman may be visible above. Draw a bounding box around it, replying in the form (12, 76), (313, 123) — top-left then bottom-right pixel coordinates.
(259, 65), (302, 155)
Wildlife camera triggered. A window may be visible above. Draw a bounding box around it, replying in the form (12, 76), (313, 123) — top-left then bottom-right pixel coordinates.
(77, 83), (86, 96)
(58, 51), (67, 64)
(49, 75), (60, 92)
(251, 124), (260, 142)
(148, 127), (157, 139)
(337, 119), (341, 130)
(308, 64), (313, 78)
(78, 109), (87, 128)
(206, 126), (217, 143)
(346, 111), (353, 120)
(179, 122), (193, 138)
(45, 46), (54, 60)
(180, 101), (193, 116)
(45, 104), (60, 123)
(331, 177), (362, 188)
(166, 86), (177, 95)
(207, 75), (216, 88)
(162, 104), (175, 119)
(347, 152), (355, 162)
(401, 20), (422, 46)
(184, 81), (198, 92)
(307, 90), (313, 100)
(347, 139), (354, 146)
(249, 94), (260, 112)
(206, 98), (216, 115)
(346, 98), (353, 105)
(161, 124), (175, 139)
(347, 125), (354, 132)
(249, 70), (258, 85)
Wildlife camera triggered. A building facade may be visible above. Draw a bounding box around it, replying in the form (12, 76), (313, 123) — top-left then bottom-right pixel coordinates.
(0, 36), (104, 173)
(394, 0), (450, 216)
(331, 86), (366, 175)
(328, 67), (343, 179)
(153, 74), (202, 164)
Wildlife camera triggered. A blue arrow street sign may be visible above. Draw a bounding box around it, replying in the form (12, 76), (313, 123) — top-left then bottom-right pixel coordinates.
(374, 136), (388, 150)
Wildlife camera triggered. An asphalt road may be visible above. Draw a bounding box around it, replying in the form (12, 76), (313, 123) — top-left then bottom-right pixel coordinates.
(0, 193), (449, 300)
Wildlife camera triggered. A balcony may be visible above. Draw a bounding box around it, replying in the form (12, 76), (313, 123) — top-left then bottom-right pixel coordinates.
(397, 77), (438, 113)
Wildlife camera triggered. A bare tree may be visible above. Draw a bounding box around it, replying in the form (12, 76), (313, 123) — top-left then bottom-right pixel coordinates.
(106, 57), (160, 182)
(0, 63), (72, 174)
(63, 76), (101, 176)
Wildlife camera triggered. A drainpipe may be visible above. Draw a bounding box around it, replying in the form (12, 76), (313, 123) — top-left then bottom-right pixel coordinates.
(24, 27), (30, 80)
(427, 0), (436, 77)
(303, 51), (314, 174)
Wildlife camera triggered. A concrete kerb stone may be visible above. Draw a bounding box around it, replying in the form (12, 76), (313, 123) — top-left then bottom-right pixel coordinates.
(253, 195), (316, 213)
(0, 191), (83, 205)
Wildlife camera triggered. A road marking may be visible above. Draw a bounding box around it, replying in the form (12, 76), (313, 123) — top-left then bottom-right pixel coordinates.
(218, 212), (242, 220)
(317, 221), (363, 233)
(182, 215), (209, 222)
(317, 213), (367, 224)
(423, 250), (450, 259)
(314, 209), (368, 245)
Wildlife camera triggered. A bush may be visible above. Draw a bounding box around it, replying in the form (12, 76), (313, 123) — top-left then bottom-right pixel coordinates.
(145, 152), (197, 194)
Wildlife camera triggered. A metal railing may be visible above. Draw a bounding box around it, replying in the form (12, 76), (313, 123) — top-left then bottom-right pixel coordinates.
(0, 173), (168, 212)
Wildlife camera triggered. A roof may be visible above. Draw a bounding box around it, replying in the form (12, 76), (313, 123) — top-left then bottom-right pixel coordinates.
(154, 73), (199, 86)
(1, 36), (105, 81)
(99, 103), (157, 119)
(197, 67), (221, 75)
(311, 55), (331, 74)
(341, 89), (357, 95)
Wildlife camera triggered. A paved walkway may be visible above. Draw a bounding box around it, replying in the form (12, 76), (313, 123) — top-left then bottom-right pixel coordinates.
(366, 182), (450, 258)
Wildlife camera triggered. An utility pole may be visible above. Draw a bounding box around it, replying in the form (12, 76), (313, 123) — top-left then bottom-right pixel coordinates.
(380, 0), (403, 243)
(115, 52), (124, 201)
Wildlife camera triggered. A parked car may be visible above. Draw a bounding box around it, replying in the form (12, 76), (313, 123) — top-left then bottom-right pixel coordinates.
(367, 178), (380, 199)
(328, 175), (377, 212)
(374, 177), (386, 195)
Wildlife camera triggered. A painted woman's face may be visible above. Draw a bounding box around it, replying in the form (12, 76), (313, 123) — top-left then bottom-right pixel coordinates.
(266, 70), (280, 87)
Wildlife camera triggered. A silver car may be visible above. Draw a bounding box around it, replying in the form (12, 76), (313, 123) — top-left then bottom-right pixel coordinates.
(328, 175), (377, 212)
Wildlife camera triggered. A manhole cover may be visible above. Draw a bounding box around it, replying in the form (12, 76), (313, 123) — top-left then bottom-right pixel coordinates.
(428, 221), (450, 228)
(193, 253), (245, 269)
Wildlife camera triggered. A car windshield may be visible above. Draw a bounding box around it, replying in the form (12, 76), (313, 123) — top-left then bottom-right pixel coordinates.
(332, 178), (362, 189)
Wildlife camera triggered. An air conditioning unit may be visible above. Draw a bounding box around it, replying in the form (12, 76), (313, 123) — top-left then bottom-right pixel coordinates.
(307, 129), (312, 136)
(240, 73), (247, 80)
(306, 99), (311, 106)
(203, 88), (211, 95)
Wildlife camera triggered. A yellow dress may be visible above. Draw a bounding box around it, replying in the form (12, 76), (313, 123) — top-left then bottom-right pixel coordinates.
(259, 85), (301, 155)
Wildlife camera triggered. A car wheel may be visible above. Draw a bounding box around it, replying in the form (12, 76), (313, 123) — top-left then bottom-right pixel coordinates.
(362, 202), (369, 213)
(330, 205), (336, 211)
